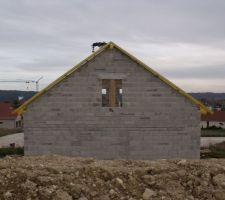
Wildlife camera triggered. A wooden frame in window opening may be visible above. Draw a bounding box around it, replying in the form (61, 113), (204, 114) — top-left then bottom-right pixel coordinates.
(102, 79), (122, 107)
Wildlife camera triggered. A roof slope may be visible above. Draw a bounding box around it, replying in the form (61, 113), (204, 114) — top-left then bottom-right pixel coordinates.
(0, 102), (17, 120)
(15, 41), (211, 114)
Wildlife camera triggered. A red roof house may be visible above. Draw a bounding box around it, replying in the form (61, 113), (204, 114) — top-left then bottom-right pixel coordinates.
(202, 111), (225, 122)
(201, 111), (225, 128)
(0, 102), (17, 120)
(0, 102), (22, 129)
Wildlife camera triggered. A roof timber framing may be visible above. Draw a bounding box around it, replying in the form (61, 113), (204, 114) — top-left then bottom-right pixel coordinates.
(15, 41), (211, 114)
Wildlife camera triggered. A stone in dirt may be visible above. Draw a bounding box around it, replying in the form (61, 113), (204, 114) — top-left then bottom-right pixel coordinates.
(3, 191), (13, 199)
(212, 174), (225, 188)
(78, 197), (88, 200)
(142, 188), (156, 199)
(54, 189), (72, 200)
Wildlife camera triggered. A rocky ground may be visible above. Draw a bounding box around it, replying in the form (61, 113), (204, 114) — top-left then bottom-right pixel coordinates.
(0, 156), (225, 200)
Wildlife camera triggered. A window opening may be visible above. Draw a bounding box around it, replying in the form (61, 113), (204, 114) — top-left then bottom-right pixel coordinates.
(102, 79), (122, 107)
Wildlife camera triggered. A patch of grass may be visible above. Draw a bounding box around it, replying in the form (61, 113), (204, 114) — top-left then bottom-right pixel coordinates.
(0, 147), (24, 158)
(202, 126), (224, 130)
(201, 141), (225, 159)
(201, 149), (225, 159)
(0, 128), (23, 137)
(201, 128), (225, 137)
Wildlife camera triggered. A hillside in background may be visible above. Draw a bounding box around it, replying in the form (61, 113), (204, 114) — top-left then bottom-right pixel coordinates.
(0, 90), (225, 104)
(190, 93), (225, 101)
(0, 90), (36, 102)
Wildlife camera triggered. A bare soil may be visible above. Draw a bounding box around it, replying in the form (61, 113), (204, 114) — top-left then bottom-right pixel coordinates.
(0, 155), (225, 200)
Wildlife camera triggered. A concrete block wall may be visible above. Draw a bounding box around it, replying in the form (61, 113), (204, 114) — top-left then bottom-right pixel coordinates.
(24, 48), (200, 159)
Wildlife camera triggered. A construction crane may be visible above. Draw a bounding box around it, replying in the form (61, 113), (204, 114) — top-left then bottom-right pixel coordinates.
(33, 76), (43, 91)
(0, 76), (43, 91)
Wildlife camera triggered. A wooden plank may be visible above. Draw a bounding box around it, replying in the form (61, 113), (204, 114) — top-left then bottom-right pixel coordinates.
(109, 80), (116, 107)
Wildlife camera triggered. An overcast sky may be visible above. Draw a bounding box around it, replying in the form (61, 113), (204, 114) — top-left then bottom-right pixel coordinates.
(0, 0), (225, 92)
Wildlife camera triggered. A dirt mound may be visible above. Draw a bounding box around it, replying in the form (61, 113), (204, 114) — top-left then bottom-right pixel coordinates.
(0, 156), (225, 200)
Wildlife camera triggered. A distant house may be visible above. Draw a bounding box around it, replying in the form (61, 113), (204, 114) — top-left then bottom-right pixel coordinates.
(16, 42), (210, 159)
(0, 102), (22, 129)
(201, 111), (225, 129)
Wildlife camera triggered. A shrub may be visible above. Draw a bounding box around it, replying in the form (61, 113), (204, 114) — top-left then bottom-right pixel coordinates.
(0, 147), (24, 158)
(201, 128), (225, 137)
(201, 126), (223, 130)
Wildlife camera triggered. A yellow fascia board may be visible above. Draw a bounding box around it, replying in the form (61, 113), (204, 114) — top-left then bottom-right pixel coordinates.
(15, 42), (110, 114)
(109, 42), (211, 114)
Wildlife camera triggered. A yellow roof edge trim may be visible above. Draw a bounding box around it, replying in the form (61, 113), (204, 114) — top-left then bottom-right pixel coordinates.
(15, 42), (110, 114)
(15, 41), (211, 115)
(109, 42), (212, 115)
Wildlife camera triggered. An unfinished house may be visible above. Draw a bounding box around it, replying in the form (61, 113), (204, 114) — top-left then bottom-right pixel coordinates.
(16, 42), (210, 159)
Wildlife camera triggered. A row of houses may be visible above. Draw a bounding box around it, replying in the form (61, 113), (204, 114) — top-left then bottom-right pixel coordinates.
(201, 111), (225, 129)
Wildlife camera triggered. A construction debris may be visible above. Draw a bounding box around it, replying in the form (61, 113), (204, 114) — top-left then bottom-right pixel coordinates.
(0, 155), (225, 199)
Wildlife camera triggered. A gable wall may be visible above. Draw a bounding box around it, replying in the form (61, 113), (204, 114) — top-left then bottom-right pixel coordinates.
(24, 48), (200, 159)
